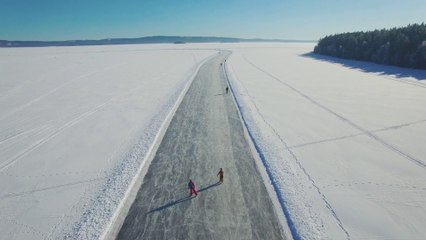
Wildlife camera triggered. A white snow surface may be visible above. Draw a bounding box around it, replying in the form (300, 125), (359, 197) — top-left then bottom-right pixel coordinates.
(2, 42), (426, 240)
(0, 44), (216, 239)
(225, 43), (426, 240)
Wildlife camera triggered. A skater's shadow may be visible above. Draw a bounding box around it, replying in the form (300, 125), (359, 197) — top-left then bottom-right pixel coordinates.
(147, 196), (195, 214)
(198, 182), (221, 193)
(146, 182), (221, 214)
(301, 52), (426, 81)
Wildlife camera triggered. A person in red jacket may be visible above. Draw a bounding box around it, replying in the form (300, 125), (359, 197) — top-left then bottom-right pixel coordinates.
(188, 179), (198, 197)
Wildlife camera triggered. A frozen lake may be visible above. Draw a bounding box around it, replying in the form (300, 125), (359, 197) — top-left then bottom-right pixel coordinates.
(226, 43), (426, 239)
(0, 44), (216, 239)
(1, 42), (425, 239)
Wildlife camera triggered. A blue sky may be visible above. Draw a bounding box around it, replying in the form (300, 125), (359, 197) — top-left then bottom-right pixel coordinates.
(0, 0), (425, 41)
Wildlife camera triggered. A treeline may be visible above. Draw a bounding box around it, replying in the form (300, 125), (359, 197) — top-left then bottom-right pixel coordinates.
(0, 36), (311, 48)
(0, 36), (244, 47)
(314, 23), (426, 69)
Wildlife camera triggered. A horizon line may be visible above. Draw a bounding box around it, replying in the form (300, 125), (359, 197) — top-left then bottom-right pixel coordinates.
(0, 35), (318, 43)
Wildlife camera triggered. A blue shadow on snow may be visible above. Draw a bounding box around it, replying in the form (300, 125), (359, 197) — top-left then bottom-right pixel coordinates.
(301, 52), (426, 81)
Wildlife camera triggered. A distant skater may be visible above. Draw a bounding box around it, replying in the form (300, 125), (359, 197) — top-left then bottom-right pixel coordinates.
(217, 168), (224, 183)
(225, 86), (229, 94)
(188, 179), (198, 197)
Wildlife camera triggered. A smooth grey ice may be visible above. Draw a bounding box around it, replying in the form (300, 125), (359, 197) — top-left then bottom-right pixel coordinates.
(116, 51), (286, 240)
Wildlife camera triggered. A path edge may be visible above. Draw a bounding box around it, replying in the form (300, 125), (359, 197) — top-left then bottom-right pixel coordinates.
(100, 51), (219, 240)
(222, 51), (295, 240)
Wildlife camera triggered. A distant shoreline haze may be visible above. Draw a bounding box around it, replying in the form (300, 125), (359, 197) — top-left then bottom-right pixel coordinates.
(0, 36), (315, 47)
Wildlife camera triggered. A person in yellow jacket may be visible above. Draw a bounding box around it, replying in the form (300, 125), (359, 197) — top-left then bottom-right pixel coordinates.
(217, 168), (224, 183)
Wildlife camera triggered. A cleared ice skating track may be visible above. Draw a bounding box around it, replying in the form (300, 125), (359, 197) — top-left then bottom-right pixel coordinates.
(115, 52), (286, 240)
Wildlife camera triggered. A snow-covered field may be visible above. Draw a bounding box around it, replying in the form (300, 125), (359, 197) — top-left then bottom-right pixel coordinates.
(0, 45), (216, 239)
(226, 43), (426, 240)
(2, 42), (426, 240)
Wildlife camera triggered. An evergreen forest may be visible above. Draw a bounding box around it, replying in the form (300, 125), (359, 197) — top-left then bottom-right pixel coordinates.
(314, 24), (426, 69)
